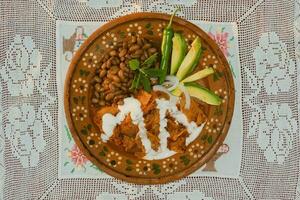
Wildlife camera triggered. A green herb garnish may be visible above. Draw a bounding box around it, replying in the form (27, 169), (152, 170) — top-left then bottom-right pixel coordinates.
(128, 59), (140, 70)
(142, 53), (158, 69)
(128, 53), (161, 92)
(143, 68), (163, 78)
(140, 74), (151, 92)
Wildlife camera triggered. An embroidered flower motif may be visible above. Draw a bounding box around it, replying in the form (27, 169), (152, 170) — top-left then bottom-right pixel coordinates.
(168, 191), (214, 200)
(96, 193), (127, 200)
(253, 32), (295, 95)
(249, 102), (296, 164)
(148, 2), (184, 18)
(78, 0), (122, 9)
(168, 0), (197, 6)
(5, 104), (46, 168)
(110, 179), (185, 199)
(72, 78), (88, 94)
(111, 2), (143, 18)
(209, 32), (229, 57)
(68, 144), (88, 169)
(1, 35), (41, 96)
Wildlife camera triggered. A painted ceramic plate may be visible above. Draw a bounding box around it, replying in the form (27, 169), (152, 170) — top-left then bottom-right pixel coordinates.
(64, 12), (234, 184)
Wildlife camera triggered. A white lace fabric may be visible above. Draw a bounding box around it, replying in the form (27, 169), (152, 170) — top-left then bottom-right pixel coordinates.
(0, 0), (299, 199)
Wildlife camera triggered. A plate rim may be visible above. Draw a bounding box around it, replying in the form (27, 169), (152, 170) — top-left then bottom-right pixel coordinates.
(64, 12), (235, 184)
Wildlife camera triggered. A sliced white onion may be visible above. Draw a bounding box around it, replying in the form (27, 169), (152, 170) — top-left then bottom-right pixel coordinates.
(178, 83), (190, 110)
(153, 85), (178, 104)
(163, 75), (179, 91)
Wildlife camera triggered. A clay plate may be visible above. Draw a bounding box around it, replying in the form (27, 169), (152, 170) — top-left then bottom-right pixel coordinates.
(64, 12), (235, 184)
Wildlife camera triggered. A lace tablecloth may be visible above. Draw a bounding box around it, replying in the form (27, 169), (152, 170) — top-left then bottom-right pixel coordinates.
(1, 0), (300, 199)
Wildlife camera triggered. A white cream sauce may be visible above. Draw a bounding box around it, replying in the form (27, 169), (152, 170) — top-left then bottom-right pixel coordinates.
(155, 99), (206, 146)
(101, 96), (205, 160)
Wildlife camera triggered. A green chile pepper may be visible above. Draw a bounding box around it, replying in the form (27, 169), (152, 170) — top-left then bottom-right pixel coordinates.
(159, 8), (180, 83)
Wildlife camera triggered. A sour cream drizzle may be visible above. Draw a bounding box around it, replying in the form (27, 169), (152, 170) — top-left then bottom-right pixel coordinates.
(101, 96), (205, 160)
(155, 99), (206, 146)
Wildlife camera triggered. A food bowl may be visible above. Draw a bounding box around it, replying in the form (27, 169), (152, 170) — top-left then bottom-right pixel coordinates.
(64, 12), (234, 184)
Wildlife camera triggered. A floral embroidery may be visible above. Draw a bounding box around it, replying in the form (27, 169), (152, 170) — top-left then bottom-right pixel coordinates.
(78, 0), (122, 9)
(167, 191), (214, 200)
(110, 179), (184, 199)
(248, 102), (296, 164)
(96, 193), (127, 200)
(168, 0), (197, 6)
(246, 32), (297, 164)
(1, 35), (54, 169)
(62, 125), (103, 176)
(209, 31), (229, 57)
(99, 182), (214, 199)
(258, 103), (296, 164)
(1, 35), (41, 96)
(109, 180), (213, 200)
(147, 2), (184, 17)
(5, 104), (46, 168)
(114, 3), (141, 19)
(68, 144), (88, 170)
(253, 32), (295, 95)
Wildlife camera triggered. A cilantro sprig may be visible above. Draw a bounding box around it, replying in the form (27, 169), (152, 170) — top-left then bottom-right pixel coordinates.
(129, 53), (162, 92)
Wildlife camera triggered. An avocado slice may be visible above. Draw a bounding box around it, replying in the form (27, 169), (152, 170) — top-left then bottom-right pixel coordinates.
(171, 82), (221, 105)
(184, 82), (221, 105)
(176, 37), (202, 81)
(170, 33), (187, 75)
(181, 67), (214, 83)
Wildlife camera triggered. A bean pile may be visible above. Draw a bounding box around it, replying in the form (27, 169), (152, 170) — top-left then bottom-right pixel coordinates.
(91, 36), (159, 106)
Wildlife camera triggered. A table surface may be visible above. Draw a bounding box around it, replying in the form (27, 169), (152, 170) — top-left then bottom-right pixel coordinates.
(0, 0), (300, 199)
